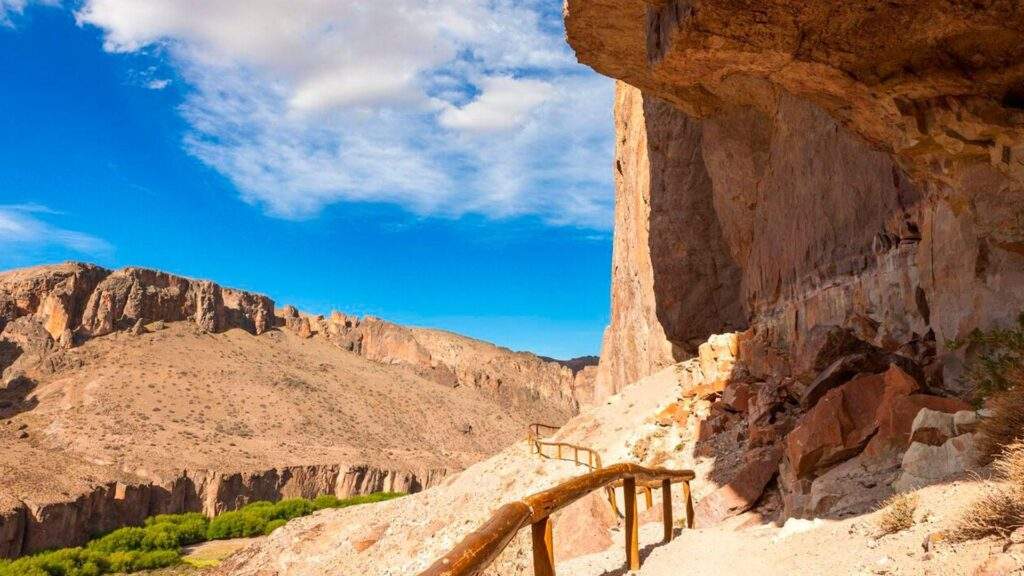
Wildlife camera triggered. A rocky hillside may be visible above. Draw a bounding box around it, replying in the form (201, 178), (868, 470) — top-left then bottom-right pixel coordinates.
(0, 262), (587, 558)
(216, 331), (996, 575)
(569, 0), (1024, 400)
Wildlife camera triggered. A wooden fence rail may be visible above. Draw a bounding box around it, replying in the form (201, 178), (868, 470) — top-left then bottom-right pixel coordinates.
(418, 463), (695, 576)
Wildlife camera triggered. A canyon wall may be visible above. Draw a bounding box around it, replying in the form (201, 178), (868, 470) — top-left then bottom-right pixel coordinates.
(0, 464), (444, 558)
(570, 1), (1024, 398)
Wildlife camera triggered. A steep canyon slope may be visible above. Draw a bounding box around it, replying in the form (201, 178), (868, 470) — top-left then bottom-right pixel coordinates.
(0, 263), (589, 557)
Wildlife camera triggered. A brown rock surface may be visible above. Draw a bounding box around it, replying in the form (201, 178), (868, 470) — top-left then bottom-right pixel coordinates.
(572, 4), (1024, 400)
(694, 445), (782, 526)
(0, 262), (582, 557)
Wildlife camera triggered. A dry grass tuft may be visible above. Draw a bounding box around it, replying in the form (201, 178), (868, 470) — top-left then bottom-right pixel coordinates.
(954, 443), (1024, 541)
(977, 372), (1024, 462)
(877, 493), (919, 535)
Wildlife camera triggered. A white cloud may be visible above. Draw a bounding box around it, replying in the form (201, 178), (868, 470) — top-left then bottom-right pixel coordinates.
(440, 76), (555, 133)
(0, 204), (113, 254)
(75, 0), (615, 228)
(146, 78), (170, 90)
(0, 0), (56, 26)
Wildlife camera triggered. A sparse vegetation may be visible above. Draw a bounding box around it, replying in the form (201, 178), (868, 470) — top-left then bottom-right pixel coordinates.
(977, 374), (1024, 461)
(949, 313), (1024, 400)
(954, 443), (1024, 541)
(877, 493), (919, 535)
(0, 493), (404, 576)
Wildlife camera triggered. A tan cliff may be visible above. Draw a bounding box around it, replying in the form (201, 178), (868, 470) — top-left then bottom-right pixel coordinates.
(571, 1), (1024, 399)
(0, 262), (587, 557)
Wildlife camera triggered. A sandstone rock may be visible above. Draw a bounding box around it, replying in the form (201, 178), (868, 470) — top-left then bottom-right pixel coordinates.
(568, 4), (1024, 406)
(894, 433), (980, 492)
(973, 553), (1021, 576)
(909, 408), (956, 447)
(955, 410), (982, 435)
(351, 523), (388, 553)
(785, 366), (967, 482)
(553, 491), (617, 562)
(654, 402), (688, 427)
(694, 446), (782, 526)
(721, 381), (753, 413)
(128, 319), (147, 336)
(221, 289), (274, 335)
(0, 263), (109, 342)
(284, 315), (313, 339)
(0, 501), (25, 558)
(793, 325), (875, 381)
(802, 453), (897, 518)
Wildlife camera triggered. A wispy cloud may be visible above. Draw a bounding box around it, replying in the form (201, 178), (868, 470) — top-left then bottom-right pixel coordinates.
(0, 0), (56, 26)
(73, 0), (615, 228)
(0, 204), (113, 255)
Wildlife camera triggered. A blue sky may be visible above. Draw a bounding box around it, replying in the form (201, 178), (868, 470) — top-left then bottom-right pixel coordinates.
(0, 1), (614, 359)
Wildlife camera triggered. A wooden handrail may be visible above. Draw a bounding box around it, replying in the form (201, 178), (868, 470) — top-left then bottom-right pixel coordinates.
(418, 463), (695, 576)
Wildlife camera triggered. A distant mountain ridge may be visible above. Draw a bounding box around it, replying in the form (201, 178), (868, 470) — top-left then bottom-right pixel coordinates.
(0, 262), (591, 558)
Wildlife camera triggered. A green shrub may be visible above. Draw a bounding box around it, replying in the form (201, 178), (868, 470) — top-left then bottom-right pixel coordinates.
(263, 519), (288, 535)
(0, 492), (404, 575)
(86, 527), (147, 553)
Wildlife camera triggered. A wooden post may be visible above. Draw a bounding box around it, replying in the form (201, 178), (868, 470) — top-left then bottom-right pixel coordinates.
(661, 478), (673, 543)
(682, 480), (694, 529)
(607, 487), (620, 517)
(531, 517), (555, 576)
(643, 486), (653, 509)
(574, 446), (579, 465)
(624, 477), (640, 571)
(557, 444), (562, 459)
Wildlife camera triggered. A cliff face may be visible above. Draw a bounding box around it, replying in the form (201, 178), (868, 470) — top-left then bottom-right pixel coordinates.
(570, 1), (1024, 397)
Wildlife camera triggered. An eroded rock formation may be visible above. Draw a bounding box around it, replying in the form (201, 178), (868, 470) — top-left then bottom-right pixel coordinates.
(0, 262), (582, 558)
(568, 1), (1024, 399)
(0, 464), (443, 557)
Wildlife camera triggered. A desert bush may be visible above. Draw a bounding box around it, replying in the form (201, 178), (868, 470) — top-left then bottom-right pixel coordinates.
(954, 443), (1024, 541)
(0, 493), (404, 575)
(949, 313), (1024, 399)
(263, 519), (288, 535)
(311, 494), (343, 509)
(0, 546), (179, 576)
(877, 493), (919, 535)
(977, 373), (1024, 461)
(144, 512), (209, 546)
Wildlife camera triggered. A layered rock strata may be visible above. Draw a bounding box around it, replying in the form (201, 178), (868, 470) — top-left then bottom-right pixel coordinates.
(567, 1), (1024, 399)
(0, 464), (443, 558)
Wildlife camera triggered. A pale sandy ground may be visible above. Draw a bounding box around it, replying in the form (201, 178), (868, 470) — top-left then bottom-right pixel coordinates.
(561, 479), (1000, 576)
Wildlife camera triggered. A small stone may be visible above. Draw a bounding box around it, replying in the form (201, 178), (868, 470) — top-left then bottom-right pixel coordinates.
(923, 531), (947, 551)
(18, 431), (28, 439)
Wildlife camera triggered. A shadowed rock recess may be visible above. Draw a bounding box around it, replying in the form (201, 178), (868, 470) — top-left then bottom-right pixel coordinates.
(0, 263), (591, 558)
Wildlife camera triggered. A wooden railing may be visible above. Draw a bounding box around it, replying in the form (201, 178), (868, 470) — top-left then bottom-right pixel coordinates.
(526, 423), (663, 518)
(418, 463), (695, 576)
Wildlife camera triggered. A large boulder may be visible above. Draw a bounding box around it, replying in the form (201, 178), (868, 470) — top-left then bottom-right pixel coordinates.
(895, 433), (980, 492)
(782, 365), (970, 516)
(695, 445), (782, 526)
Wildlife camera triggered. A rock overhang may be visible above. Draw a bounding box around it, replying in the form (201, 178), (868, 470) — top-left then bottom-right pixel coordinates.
(565, 0), (1024, 189)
